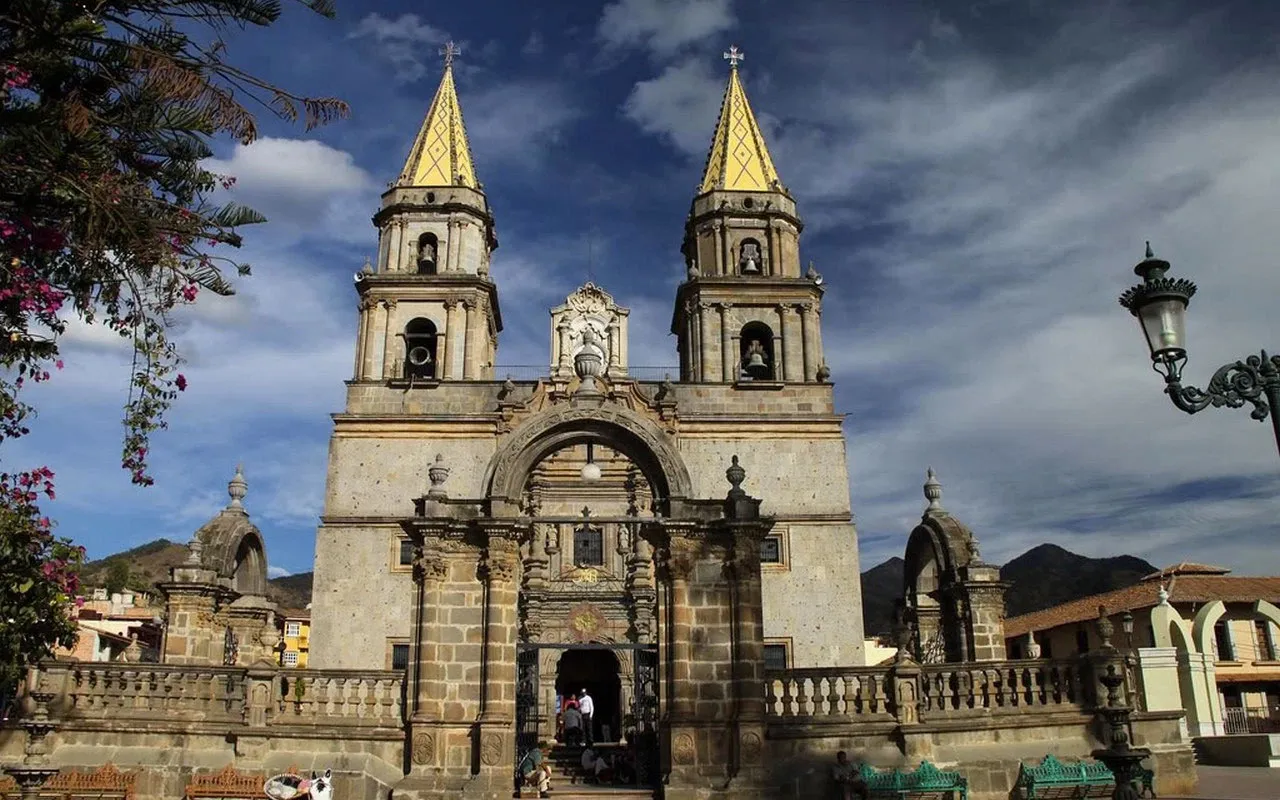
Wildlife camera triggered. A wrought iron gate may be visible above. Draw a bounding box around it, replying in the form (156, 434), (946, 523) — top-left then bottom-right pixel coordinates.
(514, 645), (540, 783)
(632, 645), (660, 785)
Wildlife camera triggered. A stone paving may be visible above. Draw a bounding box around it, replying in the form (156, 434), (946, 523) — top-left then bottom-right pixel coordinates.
(1169, 766), (1280, 799)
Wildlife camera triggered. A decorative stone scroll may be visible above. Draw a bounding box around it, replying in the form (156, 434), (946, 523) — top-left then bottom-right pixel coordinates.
(549, 283), (631, 379)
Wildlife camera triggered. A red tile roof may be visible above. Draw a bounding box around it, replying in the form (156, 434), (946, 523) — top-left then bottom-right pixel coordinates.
(1004, 572), (1280, 639)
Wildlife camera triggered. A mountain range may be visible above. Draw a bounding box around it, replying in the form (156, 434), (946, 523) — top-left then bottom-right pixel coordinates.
(80, 539), (1155, 633)
(858, 543), (1157, 637)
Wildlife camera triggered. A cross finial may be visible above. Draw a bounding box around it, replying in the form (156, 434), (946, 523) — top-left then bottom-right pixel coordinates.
(440, 40), (461, 68)
(723, 45), (744, 69)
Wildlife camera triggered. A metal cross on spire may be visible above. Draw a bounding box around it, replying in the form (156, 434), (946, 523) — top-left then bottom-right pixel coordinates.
(440, 40), (461, 68)
(723, 45), (744, 69)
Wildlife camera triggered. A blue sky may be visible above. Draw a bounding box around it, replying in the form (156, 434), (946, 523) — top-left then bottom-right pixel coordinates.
(10, 0), (1280, 581)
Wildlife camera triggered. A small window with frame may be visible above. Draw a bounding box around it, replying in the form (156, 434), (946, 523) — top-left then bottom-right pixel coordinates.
(574, 526), (604, 567)
(390, 642), (410, 671)
(284, 621), (301, 638)
(763, 641), (790, 671)
(392, 536), (415, 571)
(760, 535), (782, 565)
(282, 650), (299, 668)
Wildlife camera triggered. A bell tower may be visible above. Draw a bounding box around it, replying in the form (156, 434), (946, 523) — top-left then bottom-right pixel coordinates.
(672, 46), (826, 384)
(353, 42), (502, 383)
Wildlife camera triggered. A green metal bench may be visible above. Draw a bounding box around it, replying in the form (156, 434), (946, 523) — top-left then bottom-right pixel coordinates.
(1014, 754), (1156, 799)
(858, 761), (968, 799)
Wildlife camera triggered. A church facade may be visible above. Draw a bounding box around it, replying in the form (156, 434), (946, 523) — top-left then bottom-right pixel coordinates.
(304, 50), (864, 797)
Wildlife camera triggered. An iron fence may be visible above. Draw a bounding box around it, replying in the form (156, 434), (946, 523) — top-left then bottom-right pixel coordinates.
(1222, 706), (1280, 734)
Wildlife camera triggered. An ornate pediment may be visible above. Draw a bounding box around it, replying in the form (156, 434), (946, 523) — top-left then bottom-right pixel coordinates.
(550, 283), (631, 380)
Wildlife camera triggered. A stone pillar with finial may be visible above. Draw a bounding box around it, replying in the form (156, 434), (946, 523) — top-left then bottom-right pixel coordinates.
(5, 666), (61, 800)
(157, 466), (242, 665)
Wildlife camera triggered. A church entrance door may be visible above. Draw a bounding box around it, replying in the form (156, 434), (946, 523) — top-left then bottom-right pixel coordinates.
(514, 643), (660, 789)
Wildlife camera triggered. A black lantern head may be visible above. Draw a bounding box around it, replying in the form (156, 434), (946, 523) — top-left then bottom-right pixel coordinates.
(1119, 242), (1197, 379)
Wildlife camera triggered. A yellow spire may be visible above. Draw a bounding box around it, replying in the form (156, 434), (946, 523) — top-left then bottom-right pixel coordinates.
(698, 46), (783, 195)
(398, 42), (478, 189)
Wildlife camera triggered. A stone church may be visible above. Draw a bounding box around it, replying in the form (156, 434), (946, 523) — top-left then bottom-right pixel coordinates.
(3, 49), (1198, 800)
(305, 48), (864, 793)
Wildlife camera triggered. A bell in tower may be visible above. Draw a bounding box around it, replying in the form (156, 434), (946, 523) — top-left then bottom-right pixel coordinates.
(351, 41), (503, 383)
(670, 46), (829, 385)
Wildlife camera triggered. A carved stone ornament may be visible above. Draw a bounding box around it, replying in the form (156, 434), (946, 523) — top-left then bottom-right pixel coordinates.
(740, 731), (763, 763)
(480, 732), (504, 766)
(412, 732), (435, 765)
(416, 551), (449, 584)
(565, 282), (612, 315)
(566, 602), (608, 643)
(485, 541), (520, 584)
(664, 538), (700, 581)
(673, 733), (696, 765)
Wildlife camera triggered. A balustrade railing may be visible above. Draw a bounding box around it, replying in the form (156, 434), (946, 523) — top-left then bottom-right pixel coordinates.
(63, 663), (245, 721)
(765, 659), (1085, 724)
(273, 671), (403, 727)
(34, 662), (403, 731)
(919, 659), (1082, 716)
(766, 667), (892, 719)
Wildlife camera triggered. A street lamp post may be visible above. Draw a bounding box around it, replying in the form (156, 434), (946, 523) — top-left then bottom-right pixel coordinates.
(1118, 243), (1280, 457)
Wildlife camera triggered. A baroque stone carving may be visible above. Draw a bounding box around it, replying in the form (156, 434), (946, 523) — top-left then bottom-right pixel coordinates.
(480, 732), (504, 766)
(412, 733), (435, 765)
(673, 733), (696, 765)
(488, 406), (692, 502)
(664, 538), (700, 582)
(740, 731), (763, 763)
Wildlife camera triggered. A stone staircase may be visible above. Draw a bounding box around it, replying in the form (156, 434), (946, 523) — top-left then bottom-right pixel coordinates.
(516, 744), (654, 798)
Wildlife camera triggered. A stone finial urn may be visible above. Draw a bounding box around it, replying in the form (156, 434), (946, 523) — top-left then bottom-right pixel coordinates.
(574, 327), (605, 394)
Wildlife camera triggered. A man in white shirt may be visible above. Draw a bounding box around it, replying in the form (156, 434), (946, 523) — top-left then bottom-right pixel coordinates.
(578, 688), (595, 746)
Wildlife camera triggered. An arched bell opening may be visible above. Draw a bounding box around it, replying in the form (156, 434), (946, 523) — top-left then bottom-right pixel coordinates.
(404, 317), (438, 380)
(231, 533), (268, 597)
(737, 237), (764, 275)
(739, 321), (776, 381)
(416, 232), (438, 275)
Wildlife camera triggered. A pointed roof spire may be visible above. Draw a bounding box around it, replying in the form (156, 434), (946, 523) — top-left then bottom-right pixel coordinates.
(398, 41), (479, 189)
(698, 46), (784, 195)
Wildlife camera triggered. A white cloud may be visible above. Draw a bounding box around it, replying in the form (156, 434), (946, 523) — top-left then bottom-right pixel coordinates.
(268, 565), (291, 579)
(347, 13), (449, 83)
(202, 138), (375, 241)
(465, 82), (581, 168)
(622, 57), (724, 157)
(758, 13), (1280, 574)
(598, 0), (735, 58)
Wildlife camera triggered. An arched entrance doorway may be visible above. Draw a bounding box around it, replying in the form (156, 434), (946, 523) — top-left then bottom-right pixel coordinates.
(556, 648), (621, 743)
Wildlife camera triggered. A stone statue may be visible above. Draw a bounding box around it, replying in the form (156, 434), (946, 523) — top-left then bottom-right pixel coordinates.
(742, 339), (770, 379)
(739, 241), (761, 274)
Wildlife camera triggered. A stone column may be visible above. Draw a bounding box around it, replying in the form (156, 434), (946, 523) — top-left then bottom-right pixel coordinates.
(781, 305), (802, 382)
(697, 303), (716, 382)
(376, 225), (390, 272)
(443, 219), (456, 273)
(461, 298), (477, 380)
(959, 565), (1010, 661)
(767, 222), (781, 277)
(380, 299), (398, 380)
(389, 219), (405, 272)
(441, 299), (459, 380)
(411, 546), (450, 727)
(358, 296), (379, 380)
(718, 303), (734, 382)
(476, 534), (520, 788)
(685, 301), (699, 382)
(556, 320), (573, 377)
(799, 302), (818, 382)
(774, 305), (788, 381)
(713, 221), (726, 275)
(730, 530), (766, 725)
(664, 536), (699, 719)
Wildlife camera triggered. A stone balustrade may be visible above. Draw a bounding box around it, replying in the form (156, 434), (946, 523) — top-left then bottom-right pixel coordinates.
(919, 659), (1082, 717)
(273, 670), (404, 727)
(33, 662), (403, 732)
(61, 663), (245, 722)
(766, 667), (893, 719)
(765, 659), (1085, 724)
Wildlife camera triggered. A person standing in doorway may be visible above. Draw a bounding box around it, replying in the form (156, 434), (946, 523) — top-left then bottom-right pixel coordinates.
(578, 687), (595, 746)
